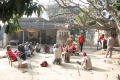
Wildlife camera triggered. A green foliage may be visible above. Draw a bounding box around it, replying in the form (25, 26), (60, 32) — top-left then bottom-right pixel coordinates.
(69, 8), (80, 14)
(112, 0), (120, 22)
(117, 16), (120, 22)
(113, 3), (120, 11)
(88, 0), (94, 3)
(86, 21), (96, 25)
(74, 11), (90, 24)
(0, 0), (45, 34)
(47, 3), (67, 17)
(117, 29), (120, 34)
(70, 27), (82, 35)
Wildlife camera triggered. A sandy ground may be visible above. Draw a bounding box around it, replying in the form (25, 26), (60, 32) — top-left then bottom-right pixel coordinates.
(0, 45), (120, 80)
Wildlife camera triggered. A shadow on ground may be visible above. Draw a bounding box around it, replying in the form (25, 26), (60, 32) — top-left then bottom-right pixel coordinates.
(92, 67), (108, 72)
(61, 63), (77, 70)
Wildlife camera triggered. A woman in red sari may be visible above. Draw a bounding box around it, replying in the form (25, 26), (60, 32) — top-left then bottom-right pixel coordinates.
(6, 45), (19, 61)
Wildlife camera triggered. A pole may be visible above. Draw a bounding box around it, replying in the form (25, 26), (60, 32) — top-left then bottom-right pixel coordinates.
(43, 18), (44, 28)
(40, 30), (41, 44)
(23, 31), (24, 44)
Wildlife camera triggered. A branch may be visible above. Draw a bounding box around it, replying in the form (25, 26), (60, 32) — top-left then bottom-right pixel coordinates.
(77, 15), (86, 27)
(87, 0), (112, 22)
(70, 23), (110, 30)
(70, 0), (88, 8)
(54, 0), (117, 30)
(55, 0), (105, 26)
(105, 0), (116, 13)
(55, 0), (78, 8)
(79, 0), (89, 4)
(78, 7), (105, 26)
(49, 12), (72, 19)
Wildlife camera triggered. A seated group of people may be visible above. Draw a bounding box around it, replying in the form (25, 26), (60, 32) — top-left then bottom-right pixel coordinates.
(52, 43), (75, 64)
(6, 41), (92, 70)
(6, 42), (42, 62)
(53, 43), (92, 70)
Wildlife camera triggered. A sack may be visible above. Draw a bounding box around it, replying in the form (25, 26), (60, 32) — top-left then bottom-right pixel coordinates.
(40, 61), (48, 67)
(18, 62), (28, 68)
(17, 56), (28, 68)
(76, 43), (80, 52)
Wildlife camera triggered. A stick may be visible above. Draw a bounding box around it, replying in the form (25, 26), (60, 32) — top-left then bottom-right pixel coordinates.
(77, 66), (80, 76)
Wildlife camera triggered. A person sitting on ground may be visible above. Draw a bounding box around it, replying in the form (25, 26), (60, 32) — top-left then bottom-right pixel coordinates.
(77, 52), (92, 70)
(44, 44), (50, 53)
(17, 44), (26, 60)
(62, 48), (70, 63)
(70, 43), (76, 54)
(24, 42), (31, 57)
(66, 43), (76, 56)
(28, 42), (35, 55)
(61, 43), (66, 52)
(53, 44), (62, 65)
(6, 45), (24, 61)
(66, 37), (73, 46)
(35, 43), (41, 52)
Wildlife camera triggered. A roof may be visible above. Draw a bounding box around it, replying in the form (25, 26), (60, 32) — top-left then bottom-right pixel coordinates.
(18, 17), (69, 30)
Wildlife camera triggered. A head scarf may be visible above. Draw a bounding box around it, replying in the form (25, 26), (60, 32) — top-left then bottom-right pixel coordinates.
(82, 52), (87, 56)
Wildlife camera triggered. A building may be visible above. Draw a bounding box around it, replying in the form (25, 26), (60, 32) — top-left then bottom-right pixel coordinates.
(3, 17), (70, 46)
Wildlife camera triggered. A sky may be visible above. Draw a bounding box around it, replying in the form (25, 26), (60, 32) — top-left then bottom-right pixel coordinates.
(34, 0), (88, 5)
(33, 0), (55, 5)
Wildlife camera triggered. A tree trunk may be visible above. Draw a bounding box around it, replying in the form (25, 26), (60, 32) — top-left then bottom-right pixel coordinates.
(117, 34), (120, 46)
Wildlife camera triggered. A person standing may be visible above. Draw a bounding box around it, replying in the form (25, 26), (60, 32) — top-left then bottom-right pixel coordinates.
(105, 35), (115, 58)
(78, 33), (85, 53)
(97, 34), (104, 50)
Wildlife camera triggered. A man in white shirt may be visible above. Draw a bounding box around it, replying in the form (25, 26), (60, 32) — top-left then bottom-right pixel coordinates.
(105, 35), (115, 58)
(53, 44), (62, 65)
(24, 42), (31, 57)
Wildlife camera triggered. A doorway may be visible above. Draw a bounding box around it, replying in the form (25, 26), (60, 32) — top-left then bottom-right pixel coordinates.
(41, 30), (46, 44)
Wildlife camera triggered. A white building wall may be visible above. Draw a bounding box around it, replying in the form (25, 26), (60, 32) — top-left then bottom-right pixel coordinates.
(56, 29), (70, 45)
(3, 33), (10, 47)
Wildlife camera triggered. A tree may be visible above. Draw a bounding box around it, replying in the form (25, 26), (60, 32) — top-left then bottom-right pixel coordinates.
(46, 3), (74, 24)
(54, 0), (120, 30)
(0, 0), (45, 34)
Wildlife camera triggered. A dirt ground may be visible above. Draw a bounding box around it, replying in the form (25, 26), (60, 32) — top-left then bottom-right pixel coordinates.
(0, 45), (120, 80)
